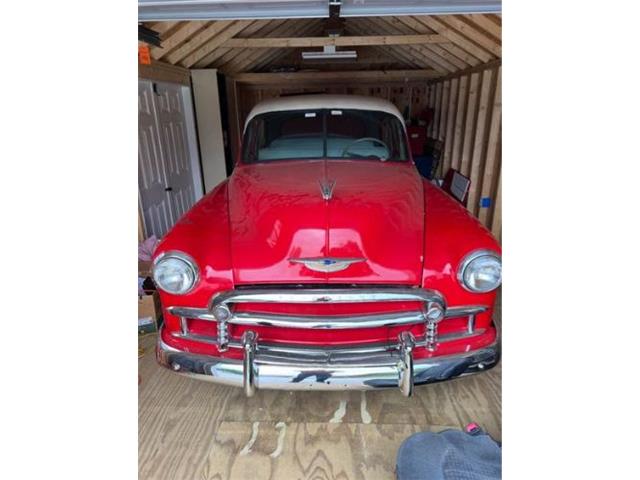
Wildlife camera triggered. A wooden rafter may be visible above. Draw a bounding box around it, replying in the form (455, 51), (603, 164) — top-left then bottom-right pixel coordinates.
(150, 21), (209, 60)
(212, 19), (313, 71)
(239, 21), (325, 73)
(232, 69), (439, 85)
(192, 19), (280, 69)
(147, 21), (180, 35)
(369, 16), (464, 71)
(357, 17), (457, 73)
(387, 16), (472, 70)
(368, 45), (424, 70)
(221, 33), (446, 48)
(413, 16), (494, 63)
(401, 16), (482, 67)
(179, 20), (255, 67)
(346, 21), (430, 70)
(463, 14), (501, 40)
(162, 20), (236, 64)
(436, 15), (501, 57)
(142, 14), (501, 80)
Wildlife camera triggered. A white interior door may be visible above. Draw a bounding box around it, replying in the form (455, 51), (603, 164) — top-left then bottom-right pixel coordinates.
(155, 83), (197, 222)
(138, 80), (173, 238)
(138, 79), (202, 239)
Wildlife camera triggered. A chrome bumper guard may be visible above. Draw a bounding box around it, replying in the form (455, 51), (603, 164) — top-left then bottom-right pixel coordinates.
(157, 328), (500, 397)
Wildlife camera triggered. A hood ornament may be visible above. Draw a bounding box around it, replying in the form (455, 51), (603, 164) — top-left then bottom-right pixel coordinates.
(319, 179), (336, 200)
(289, 257), (365, 273)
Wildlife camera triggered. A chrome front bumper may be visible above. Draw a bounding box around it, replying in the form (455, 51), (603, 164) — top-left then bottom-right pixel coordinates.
(156, 328), (500, 397)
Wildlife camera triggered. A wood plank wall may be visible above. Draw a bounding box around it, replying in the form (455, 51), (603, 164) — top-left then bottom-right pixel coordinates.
(428, 63), (502, 240)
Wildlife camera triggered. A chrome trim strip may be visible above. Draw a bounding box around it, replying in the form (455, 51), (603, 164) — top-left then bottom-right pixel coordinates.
(436, 328), (486, 343)
(230, 310), (426, 329)
(167, 306), (214, 320)
(444, 305), (487, 335)
(444, 305), (487, 318)
(157, 329), (500, 396)
(169, 303), (484, 324)
(170, 331), (220, 345)
(210, 287), (446, 307)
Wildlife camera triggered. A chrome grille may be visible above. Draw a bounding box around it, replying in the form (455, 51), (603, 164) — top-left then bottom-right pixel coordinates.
(167, 287), (486, 352)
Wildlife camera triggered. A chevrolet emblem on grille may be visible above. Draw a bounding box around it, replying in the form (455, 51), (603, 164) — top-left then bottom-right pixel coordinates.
(289, 257), (366, 273)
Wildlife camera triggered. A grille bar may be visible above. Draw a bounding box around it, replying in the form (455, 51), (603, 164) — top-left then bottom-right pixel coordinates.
(210, 287), (446, 306)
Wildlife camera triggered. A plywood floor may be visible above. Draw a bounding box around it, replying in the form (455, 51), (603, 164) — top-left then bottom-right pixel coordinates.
(139, 301), (501, 480)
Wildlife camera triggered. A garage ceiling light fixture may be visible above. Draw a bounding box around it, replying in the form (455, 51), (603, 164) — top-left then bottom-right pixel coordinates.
(302, 45), (357, 60)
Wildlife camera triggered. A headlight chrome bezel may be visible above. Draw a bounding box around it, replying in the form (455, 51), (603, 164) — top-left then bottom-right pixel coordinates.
(457, 249), (502, 293)
(152, 250), (199, 295)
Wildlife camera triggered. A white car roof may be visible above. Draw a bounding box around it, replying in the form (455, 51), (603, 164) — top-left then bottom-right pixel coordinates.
(244, 94), (405, 131)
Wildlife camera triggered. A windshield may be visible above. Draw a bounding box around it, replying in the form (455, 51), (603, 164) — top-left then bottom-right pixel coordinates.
(242, 109), (409, 163)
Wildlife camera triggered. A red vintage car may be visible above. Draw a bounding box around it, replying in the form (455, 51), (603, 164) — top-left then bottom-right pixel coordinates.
(154, 94), (501, 397)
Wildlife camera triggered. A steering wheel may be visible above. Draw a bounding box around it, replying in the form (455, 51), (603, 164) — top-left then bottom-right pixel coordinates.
(341, 137), (390, 160)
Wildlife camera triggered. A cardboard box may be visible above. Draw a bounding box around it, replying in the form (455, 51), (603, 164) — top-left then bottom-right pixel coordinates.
(138, 291), (161, 334)
(139, 260), (153, 278)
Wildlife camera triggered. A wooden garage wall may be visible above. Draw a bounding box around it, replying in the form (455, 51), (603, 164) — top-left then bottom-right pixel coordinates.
(427, 62), (502, 240)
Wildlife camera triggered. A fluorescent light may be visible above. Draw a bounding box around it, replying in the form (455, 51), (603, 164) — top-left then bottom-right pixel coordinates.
(302, 50), (357, 60)
(302, 45), (357, 60)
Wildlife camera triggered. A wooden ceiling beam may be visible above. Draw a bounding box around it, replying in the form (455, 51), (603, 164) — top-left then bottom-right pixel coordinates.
(387, 16), (472, 70)
(463, 14), (501, 40)
(236, 21), (325, 73)
(363, 17), (457, 72)
(402, 15), (481, 67)
(369, 45), (424, 70)
(176, 20), (254, 67)
(191, 20), (284, 68)
(213, 20), (307, 72)
(346, 21), (431, 71)
(150, 21), (209, 60)
(355, 18), (455, 73)
(231, 69), (440, 85)
(146, 21), (180, 35)
(192, 19), (279, 68)
(162, 20), (236, 64)
(221, 33), (447, 48)
(437, 15), (501, 57)
(414, 16), (494, 63)
(242, 48), (294, 73)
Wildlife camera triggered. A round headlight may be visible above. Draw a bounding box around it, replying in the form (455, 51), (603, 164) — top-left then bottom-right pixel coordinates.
(458, 250), (502, 293)
(152, 251), (198, 295)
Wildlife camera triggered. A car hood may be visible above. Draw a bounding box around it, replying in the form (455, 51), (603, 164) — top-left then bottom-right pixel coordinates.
(227, 159), (425, 285)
